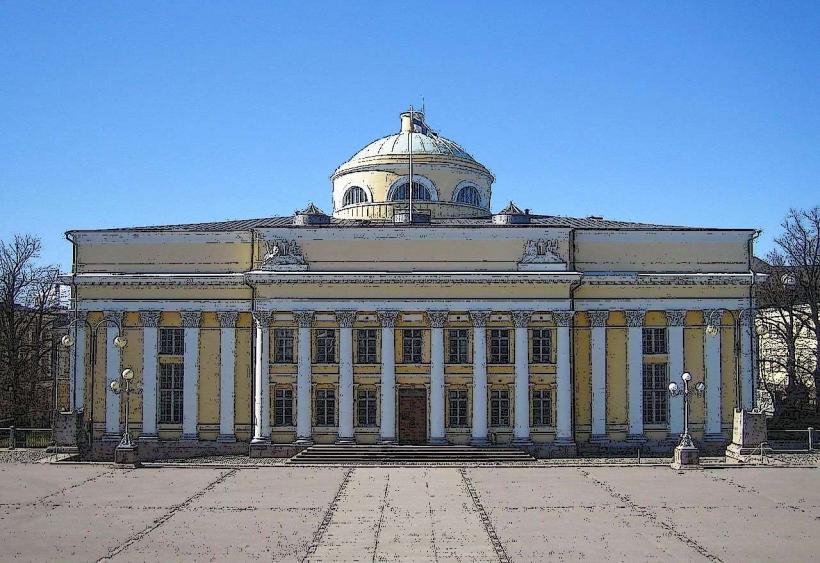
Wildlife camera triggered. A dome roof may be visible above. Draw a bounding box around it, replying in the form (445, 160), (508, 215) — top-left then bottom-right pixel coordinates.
(347, 131), (475, 162)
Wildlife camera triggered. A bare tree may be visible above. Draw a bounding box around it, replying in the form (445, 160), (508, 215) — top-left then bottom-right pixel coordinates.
(0, 235), (61, 426)
(766, 207), (820, 415)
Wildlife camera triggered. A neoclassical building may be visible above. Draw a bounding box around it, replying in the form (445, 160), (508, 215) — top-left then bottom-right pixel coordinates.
(61, 111), (759, 458)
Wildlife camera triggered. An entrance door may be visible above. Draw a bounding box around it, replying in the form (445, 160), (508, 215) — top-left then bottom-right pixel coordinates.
(398, 388), (427, 444)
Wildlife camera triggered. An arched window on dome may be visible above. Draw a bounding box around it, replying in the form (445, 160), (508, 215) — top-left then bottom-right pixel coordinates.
(389, 181), (432, 202)
(343, 186), (368, 206)
(455, 185), (482, 207)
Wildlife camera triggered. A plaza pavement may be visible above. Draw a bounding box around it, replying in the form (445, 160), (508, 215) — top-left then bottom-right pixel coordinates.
(1, 462), (819, 562)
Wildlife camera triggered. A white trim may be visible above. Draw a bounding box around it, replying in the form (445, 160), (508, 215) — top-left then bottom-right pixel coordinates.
(575, 298), (750, 311)
(574, 230), (754, 244)
(75, 299), (251, 312)
(338, 182), (373, 208)
(583, 273), (755, 286)
(246, 271), (581, 285)
(255, 298), (572, 312)
(62, 273), (246, 287)
(386, 174), (439, 202)
(70, 231), (252, 245)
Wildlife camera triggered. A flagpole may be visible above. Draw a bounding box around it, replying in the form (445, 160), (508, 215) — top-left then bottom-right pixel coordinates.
(409, 104), (413, 224)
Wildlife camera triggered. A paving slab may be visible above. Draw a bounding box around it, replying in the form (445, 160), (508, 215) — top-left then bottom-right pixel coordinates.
(0, 463), (111, 505)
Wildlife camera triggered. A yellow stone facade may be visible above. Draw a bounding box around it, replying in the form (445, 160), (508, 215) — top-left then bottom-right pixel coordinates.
(60, 112), (759, 457)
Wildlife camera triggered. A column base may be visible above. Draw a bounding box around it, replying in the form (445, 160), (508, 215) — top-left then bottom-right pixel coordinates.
(378, 437), (397, 444)
(703, 433), (726, 443)
(512, 436), (533, 446)
(626, 434), (647, 445)
(335, 436), (355, 444)
(138, 433), (159, 442)
(295, 437), (314, 446)
(180, 433), (198, 442)
(554, 436), (576, 446)
(102, 432), (121, 442)
(429, 437), (448, 445)
(250, 436), (271, 445)
(470, 436), (489, 446)
(589, 434), (609, 444)
(217, 434), (237, 443)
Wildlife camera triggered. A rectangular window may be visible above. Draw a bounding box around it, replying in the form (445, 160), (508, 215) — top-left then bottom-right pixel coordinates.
(273, 387), (293, 426)
(315, 329), (336, 364)
(273, 329), (294, 364)
(532, 389), (552, 426)
(357, 388), (377, 427)
(356, 329), (378, 364)
(447, 329), (469, 364)
(402, 329), (423, 364)
(315, 388), (336, 426)
(490, 389), (510, 427)
(531, 329), (553, 364)
(642, 328), (668, 355)
(489, 329), (510, 364)
(643, 363), (668, 424)
(159, 328), (184, 356)
(158, 363), (184, 424)
(448, 389), (468, 427)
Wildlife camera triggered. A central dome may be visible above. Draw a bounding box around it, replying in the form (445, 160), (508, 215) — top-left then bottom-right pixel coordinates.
(331, 111), (494, 221)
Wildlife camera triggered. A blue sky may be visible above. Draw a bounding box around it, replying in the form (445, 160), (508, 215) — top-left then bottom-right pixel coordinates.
(1, 2), (818, 270)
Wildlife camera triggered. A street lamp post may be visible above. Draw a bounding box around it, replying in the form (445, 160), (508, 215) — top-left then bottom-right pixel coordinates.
(61, 315), (131, 463)
(668, 371), (705, 469)
(110, 368), (140, 467)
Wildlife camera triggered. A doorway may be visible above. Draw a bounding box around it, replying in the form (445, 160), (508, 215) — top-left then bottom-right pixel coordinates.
(398, 388), (427, 444)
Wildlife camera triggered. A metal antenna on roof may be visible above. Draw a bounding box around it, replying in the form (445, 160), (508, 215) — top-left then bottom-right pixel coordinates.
(408, 104), (413, 224)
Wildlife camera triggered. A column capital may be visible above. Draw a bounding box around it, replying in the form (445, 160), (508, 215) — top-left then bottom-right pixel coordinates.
(377, 310), (399, 328)
(218, 311), (239, 328)
(703, 309), (723, 327)
(738, 308), (752, 324)
(587, 310), (609, 327)
(553, 310), (575, 327)
(469, 310), (491, 327)
(139, 311), (161, 328)
(625, 309), (646, 327)
(181, 310), (202, 328)
(293, 310), (314, 328)
(665, 309), (686, 327)
(335, 310), (357, 328)
(427, 310), (449, 328)
(252, 311), (272, 328)
(103, 310), (124, 326)
(511, 310), (533, 328)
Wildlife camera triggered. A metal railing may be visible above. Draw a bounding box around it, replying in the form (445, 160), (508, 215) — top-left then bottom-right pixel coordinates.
(766, 427), (816, 452)
(0, 427), (53, 449)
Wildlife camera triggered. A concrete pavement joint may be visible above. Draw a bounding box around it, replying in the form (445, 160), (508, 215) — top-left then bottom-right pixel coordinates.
(31, 467), (116, 506)
(425, 475), (440, 562)
(700, 471), (811, 516)
(459, 468), (510, 563)
(577, 469), (722, 562)
(95, 468), (238, 562)
(302, 467), (354, 562)
(370, 472), (391, 563)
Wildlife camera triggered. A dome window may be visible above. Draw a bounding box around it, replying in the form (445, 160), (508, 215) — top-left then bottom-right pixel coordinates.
(389, 181), (433, 202)
(455, 185), (481, 207)
(343, 186), (368, 206)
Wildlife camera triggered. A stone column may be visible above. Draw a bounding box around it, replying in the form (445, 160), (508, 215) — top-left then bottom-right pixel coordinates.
(295, 310), (315, 445)
(739, 309), (754, 411)
(181, 311), (201, 441)
(512, 311), (533, 445)
(428, 310), (449, 444)
(104, 311), (123, 438)
(666, 310), (686, 436)
(336, 310), (356, 443)
(252, 312), (271, 444)
(553, 311), (574, 444)
(70, 311), (88, 412)
(704, 309), (723, 440)
(218, 311), (238, 442)
(588, 310), (609, 441)
(626, 309), (646, 441)
(469, 310), (491, 445)
(377, 310), (399, 443)
(139, 311), (160, 440)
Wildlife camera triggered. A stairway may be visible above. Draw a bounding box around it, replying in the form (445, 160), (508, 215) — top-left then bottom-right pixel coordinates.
(287, 444), (536, 465)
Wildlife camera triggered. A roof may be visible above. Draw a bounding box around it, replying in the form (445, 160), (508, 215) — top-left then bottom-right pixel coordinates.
(74, 214), (743, 233)
(342, 131), (475, 164)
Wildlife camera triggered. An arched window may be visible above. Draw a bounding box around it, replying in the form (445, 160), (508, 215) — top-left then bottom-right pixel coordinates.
(343, 186), (368, 206)
(455, 186), (481, 207)
(389, 181), (432, 201)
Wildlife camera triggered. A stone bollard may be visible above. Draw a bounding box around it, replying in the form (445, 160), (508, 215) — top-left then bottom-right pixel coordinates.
(808, 427), (814, 452)
(9, 426), (15, 450)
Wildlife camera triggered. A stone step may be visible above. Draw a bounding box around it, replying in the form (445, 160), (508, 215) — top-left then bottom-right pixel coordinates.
(287, 444), (535, 465)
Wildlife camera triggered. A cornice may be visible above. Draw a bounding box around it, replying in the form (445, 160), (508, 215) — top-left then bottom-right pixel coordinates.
(245, 271), (582, 285)
(582, 273), (755, 286)
(61, 273), (246, 287)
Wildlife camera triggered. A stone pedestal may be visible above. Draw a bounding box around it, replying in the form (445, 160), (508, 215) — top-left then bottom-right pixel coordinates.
(114, 444), (140, 468)
(670, 443), (701, 470)
(725, 409), (768, 461)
